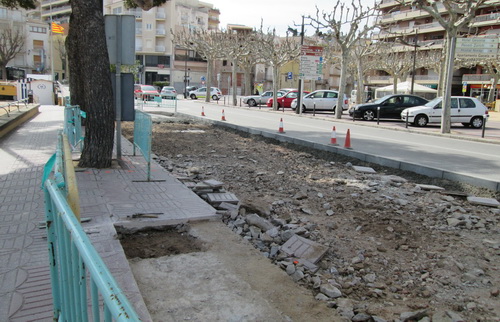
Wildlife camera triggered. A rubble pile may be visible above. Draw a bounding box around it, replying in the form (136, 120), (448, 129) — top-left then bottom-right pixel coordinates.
(128, 120), (500, 321)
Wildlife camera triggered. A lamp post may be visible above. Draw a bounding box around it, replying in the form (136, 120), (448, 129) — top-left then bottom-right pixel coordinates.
(184, 48), (188, 98)
(295, 15), (305, 115)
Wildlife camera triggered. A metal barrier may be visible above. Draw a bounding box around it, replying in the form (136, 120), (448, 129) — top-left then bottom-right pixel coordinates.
(135, 94), (177, 111)
(43, 132), (141, 321)
(64, 103), (85, 151)
(0, 97), (29, 117)
(133, 110), (152, 181)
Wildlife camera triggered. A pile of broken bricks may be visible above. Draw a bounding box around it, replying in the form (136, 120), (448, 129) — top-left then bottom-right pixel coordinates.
(177, 177), (332, 293)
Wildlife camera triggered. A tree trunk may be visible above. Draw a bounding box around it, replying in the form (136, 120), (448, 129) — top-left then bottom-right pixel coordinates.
(231, 58), (237, 106)
(68, 0), (115, 168)
(205, 59), (213, 103)
(441, 33), (456, 134)
(272, 65), (279, 111)
(356, 61), (364, 103)
(1, 66), (7, 81)
(487, 74), (499, 102)
(336, 50), (349, 119)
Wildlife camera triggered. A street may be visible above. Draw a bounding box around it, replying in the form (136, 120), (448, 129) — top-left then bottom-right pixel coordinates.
(141, 98), (500, 191)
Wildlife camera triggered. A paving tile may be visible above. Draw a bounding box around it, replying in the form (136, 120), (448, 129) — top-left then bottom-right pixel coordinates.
(281, 235), (329, 264)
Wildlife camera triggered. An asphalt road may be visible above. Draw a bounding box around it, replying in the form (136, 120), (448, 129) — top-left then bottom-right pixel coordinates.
(143, 99), (500, 191)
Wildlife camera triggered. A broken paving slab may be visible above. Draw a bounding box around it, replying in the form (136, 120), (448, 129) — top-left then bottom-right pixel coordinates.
(352, 166), (376, 174)
(206, 192), (239, 206)
(467, 196), (500, 208)
(417, 184), (445, 191)
(281, 234), (328, 264)
(203, 179), (224, 189)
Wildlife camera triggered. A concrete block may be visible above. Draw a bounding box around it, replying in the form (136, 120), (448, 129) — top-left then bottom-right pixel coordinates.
(467, 196), (500, 207)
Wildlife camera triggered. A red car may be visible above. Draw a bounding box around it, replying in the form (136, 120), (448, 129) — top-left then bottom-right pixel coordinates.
(267, 90), (310, 108)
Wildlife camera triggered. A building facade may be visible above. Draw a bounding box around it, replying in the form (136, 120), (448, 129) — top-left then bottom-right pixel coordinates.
(103, 0), (219, 93)
(372, 0), (500, 100)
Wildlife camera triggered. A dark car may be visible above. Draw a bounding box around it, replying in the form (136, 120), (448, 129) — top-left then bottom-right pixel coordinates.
(349, 94), (428, 121)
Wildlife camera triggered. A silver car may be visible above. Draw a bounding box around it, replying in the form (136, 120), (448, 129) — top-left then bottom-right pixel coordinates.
(242, 90), (286, 107)
(160, 86), (177, 99)
(291, 90), (348, 113)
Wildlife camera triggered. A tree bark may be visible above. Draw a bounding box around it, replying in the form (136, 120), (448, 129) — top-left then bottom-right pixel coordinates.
(336, 50), (349, 118)
(67, 0), (115, 168)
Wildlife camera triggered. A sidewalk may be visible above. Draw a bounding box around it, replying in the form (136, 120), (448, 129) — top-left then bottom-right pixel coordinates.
(0, 105), (218, 321)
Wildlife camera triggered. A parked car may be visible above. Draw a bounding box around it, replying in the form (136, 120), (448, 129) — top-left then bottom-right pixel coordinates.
(291, 90), (349, 113)
(349, 94), (428, 121)
(401, 96), (489, 128)
(160, 86), (177, 99)
(134, 84), (160, 100)
(186, 86), (198, 92)
(189, 87), (222, 100)
(267, 90), (310, 108)
(243, 90), (286, 107)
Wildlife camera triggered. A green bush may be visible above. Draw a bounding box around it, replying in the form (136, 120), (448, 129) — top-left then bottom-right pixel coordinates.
(153, 81), (169, 87)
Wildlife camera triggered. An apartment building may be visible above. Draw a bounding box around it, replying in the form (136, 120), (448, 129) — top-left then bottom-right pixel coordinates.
(0, 6), (54, 78)
(103, 0), (219, 92)
(372, 0), (500, 99)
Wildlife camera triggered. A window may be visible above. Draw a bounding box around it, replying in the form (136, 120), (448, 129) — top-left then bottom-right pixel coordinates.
(29, 26), (47, 33)
(33, 40), (44, 49)
(146, 23), (153, 30)
(145, 55), (170, 67)
(451, 98), (459, 109)
(112, 7), (122, 14)
(326, 91), (338, 98)
(312, 92), (324, 99)
(459, 98), (476, 108)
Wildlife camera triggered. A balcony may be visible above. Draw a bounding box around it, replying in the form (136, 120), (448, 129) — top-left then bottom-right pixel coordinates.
(470, 12), (500, 27)
(155, 29), (166, 36)
(379, 3), (459, 24)
(126, 9), (142, 19)
(135, 46), (143, 51)
(136, 28), (142, 34)
(155, 46), (165, 52)
(462, 74), (494, 83)
(156, 12), (166, 19)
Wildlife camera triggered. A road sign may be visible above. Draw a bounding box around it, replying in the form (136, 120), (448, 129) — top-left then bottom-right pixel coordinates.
(462, 82), (467, 93)
(456, 37), (499, 59)
(287, 72), (293, 80)
(201, 76), (206, 82)
(299, 45), (323, 80)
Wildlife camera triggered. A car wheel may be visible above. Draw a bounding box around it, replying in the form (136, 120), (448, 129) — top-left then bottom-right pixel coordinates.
(462, 123), (471, 127)
(470, 116), (483, 129)
(362, 110), (375, 121)
(301, 105), (306, 113)
(212, 95), (219, 100)
(414, 114), (428, 127)
(248, 99), (257, 107)
(190, 94), (197, 99)
(332, 105), (337, 115)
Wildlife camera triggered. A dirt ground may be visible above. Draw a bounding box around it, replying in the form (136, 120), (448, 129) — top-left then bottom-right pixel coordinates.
(121, 115), (500, 322)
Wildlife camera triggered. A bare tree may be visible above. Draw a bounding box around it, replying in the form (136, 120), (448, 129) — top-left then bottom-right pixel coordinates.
(410, 0), (487, 133)
(348, 38), (380, 103)
(0, 26), (24, 80)
(221, 31), (252, 106)
(172, 28), (226, 102)
(54, 35), (67, 80)
(309, 0), (379, 118)
(259, 29), (301, 111)
(237, 32), (262, 97)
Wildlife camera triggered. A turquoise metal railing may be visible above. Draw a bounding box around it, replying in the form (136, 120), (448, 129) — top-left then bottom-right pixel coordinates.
(43, 132), (141, 321)
(64, 101), (86, 151)
(133, 110), (152, 181)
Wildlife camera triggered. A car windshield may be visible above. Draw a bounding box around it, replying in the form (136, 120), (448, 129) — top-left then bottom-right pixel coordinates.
(142, 86), (157, 91)
(371, 95), (392, 104)
(424, 97), (442, 107)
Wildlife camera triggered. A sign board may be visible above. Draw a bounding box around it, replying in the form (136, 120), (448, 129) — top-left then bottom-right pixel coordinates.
(456, 37), (499, 59)
(201, 76), (206, 82)
(105, 15), (135, 65)
(462, 82), (467, 93)
(299, 45), (323, 80)
(287, 72), (293, 80)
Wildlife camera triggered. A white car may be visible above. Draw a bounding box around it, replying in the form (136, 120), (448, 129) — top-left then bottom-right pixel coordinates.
(291, 90), (349, 113)
(242, 90), (286, 107)
(189, 87), (222, 100)
(401, 96), (488, 128)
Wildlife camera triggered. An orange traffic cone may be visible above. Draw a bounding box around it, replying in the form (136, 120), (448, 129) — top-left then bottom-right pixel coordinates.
(344, 129), (352, 149)
(221, 109), (226, 121)
(330, 126), (338, 145)
(201, 106), (206, 116)
(278, 118), (285, 133)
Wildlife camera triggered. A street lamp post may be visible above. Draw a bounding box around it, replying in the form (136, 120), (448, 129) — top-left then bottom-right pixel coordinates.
(295, 16), (305, 115)
(184, 48), (188, 98)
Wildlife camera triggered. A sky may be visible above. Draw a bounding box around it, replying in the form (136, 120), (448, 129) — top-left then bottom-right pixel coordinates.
(209, 0), (377, 36)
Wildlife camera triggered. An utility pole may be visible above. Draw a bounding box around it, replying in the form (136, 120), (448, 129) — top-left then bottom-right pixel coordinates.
(295, 16), (305, 115)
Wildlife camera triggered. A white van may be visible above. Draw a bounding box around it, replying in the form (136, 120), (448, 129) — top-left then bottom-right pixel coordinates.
(401, 96), (488, 128)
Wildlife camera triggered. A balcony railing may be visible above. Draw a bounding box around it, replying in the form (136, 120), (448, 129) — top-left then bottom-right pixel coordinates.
(136, 28), (142, 34)
(462, 74), (493, 82)
(473, 12), (500, 23)
(156, 29), (166, 35)
(136, 46), (143, 51)
(155, 45), (165, 52)
(156, 12), (166, 19)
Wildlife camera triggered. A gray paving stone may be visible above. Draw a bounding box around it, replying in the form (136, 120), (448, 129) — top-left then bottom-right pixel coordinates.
(281, 235), (329, 264)
(352, 165), (376, 174)
(206, 192), (239, 205)
(467, 196), (500, 207)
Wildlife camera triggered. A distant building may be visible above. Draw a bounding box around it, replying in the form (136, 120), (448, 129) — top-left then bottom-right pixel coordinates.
(372, 0), (500, 99)
(103, 0), (220, 93)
